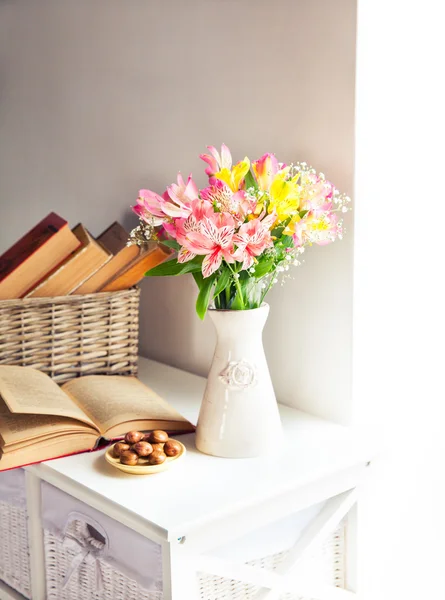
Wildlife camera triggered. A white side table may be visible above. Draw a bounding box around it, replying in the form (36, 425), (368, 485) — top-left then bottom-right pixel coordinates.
(0, 358), (374, 600)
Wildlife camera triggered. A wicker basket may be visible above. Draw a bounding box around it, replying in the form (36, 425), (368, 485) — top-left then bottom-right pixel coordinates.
(0, 287), (140, 382)
(43, 519), (344, 600)
(197, 524), (345, 600)
(44, 521), (163, 600)
(0, 470), (32, 599)
(43, 522), (344, 600)
(0, 501), (31, 599)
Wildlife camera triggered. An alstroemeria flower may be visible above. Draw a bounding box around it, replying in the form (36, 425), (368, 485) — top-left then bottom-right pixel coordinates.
(201, 180), (255, 221)
(200, 179), (234, 209)
(285, 212), (339, 246)
(284, 215), (306, 247)
(178, 213), (235, 278)
(133, 189), (166, 226)
(162, 173), (198, 218)
(267, 170), (301, 222)
(162, 220), (178, 239)
(305, 212), (340, 245)
(232, 213), (275, 270)
(200, 144), (232, 177)
(214, 157), (250, 193)
(298, 172), (334, 216)
(163, 198), (213, 243)
(252, 153), (279, 192)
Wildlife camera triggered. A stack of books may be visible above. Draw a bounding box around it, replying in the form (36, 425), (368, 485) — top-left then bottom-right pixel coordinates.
(0, 213), (170, 300)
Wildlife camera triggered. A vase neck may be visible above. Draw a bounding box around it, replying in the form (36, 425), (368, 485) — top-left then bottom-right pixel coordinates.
(208, 304), (269, 339)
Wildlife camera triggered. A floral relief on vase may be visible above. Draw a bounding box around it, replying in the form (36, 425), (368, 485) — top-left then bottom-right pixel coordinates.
(219, 360), (258, 390)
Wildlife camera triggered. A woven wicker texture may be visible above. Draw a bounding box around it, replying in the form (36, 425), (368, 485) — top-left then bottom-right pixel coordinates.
(44, 520), (163, 600)
(0, 288), (140, 382)
(197, 524), (345, 600)
(0, 501), (32, 599)
(44, 517), (344, 600)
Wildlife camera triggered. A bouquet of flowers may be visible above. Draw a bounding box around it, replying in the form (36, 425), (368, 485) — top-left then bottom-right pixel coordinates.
(129, 145), (350, 319)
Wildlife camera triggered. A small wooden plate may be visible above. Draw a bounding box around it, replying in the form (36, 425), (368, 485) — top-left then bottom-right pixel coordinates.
(105, 441), (186, 475)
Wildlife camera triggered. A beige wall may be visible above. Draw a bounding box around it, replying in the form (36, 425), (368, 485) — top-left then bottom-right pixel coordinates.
(0, 0), (356, 424)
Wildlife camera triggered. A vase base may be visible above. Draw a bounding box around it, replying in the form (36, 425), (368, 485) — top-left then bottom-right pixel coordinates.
(195, 424), (283, 459)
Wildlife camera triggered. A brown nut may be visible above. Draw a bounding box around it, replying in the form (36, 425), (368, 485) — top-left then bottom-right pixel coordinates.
(113, 442), (130, 458)
(125, 431), (144, 445)
(150, 443), (165, 454)
(148, 452), (166, 465)
(119, 450), (139, 466)
(132, 441), (153, 457)
(164, 440), (182, 457)
(148, 430), (169, 444)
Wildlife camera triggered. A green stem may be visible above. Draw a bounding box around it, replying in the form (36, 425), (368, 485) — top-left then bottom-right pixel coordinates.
(260, 272), (275, 305)
(225, 285), (230, 307)
(227, 263), (245, 309)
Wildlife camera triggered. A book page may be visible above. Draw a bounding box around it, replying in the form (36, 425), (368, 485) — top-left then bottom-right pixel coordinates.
(0, 432), (98, 471)
(0, 366), (98, 429)
(62, 376), (189, 434)
(0, 395), (92, 446)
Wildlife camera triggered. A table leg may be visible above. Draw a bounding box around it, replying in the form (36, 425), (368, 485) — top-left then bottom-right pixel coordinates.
(24, 471), (46, 600)
(162, 539), (200, 600)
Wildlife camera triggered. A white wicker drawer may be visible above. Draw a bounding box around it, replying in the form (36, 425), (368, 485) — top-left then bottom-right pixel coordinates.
(0, 469), (32, 599)
(198, 508), (345, 600)
(40, 482), (345, 600)
(41, 482), (163, 600)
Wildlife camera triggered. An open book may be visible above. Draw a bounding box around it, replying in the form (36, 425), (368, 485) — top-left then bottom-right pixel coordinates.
(0, 366), (194, 471)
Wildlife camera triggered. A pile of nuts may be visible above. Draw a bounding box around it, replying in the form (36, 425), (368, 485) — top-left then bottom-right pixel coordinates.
(113, 430), (182, 467)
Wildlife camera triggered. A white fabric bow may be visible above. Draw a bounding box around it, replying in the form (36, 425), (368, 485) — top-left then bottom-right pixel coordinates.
(62, 527), (104, 593)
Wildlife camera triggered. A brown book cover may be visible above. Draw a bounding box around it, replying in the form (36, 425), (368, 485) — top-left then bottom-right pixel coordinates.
(26, 224), (112, 298)
(0, 365), (194, 471)
(101, 244), (172, 292)
(73, 222), (139, 294)
(0, 212), (81, 300)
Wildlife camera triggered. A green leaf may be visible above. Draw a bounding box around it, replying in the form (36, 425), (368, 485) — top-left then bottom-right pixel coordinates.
(196, 274), (216, 320)
(145, 256), (202, 277)
(254, 258), (275, 278)
(271, 218), (291, 238)
(213, 269), (231, 298)
(244, 169), (258, 191)
(192, 271), (203, 289)
(271, 226), (284, 237)
(159, 239), (181, 250)
(279, 235), (294, 248)
(299, 210), (309, 219)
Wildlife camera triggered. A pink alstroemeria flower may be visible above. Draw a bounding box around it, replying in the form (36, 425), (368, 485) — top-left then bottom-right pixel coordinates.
(174, 199), (214, 258)
(201, 179), (253, 221)
(252, 153), (279, 191)
(133, 189), (166, 226)
(299, 179), (334, 216)
(232, 213), (275, 270)
(178, 213), (235, 278)
(308, 212), (340, 246)
(162, 173), (198, 218)
(199, 144), (232, 177)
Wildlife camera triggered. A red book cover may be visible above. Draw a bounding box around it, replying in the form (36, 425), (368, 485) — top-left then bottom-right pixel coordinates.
(0, 212), (81, 299)
(0, 212), (68, 282)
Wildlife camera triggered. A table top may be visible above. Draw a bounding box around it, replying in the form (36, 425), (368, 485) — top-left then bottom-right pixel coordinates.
(29, 358), (374, 542)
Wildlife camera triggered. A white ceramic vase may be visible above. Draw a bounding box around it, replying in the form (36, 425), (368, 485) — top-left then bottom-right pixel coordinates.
(195, 303), (283, 458)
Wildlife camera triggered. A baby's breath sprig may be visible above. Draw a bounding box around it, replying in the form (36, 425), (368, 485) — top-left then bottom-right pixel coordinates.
(127, 219), (155, 247)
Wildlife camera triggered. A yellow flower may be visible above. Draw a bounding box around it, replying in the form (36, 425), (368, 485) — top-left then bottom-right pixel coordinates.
(283, 214), (300, 236)
(268, 170), (300, 222)
(214, 157), (251, 192)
